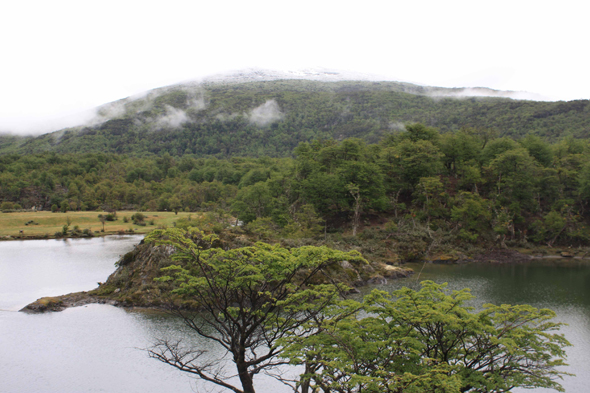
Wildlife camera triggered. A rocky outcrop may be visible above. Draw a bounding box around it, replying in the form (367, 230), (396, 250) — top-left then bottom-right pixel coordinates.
(20, 292), (117, 313)
(361, 264), (414, 286)
(21, 241), (415, 313)
(21, 242), (179, 313)
(471, 249), (532, 264)
(381, 264), (414, 279)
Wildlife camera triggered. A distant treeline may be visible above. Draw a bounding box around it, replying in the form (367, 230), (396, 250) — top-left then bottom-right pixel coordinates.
(2, 124), (590, 250)
(1, 80), (589, 157)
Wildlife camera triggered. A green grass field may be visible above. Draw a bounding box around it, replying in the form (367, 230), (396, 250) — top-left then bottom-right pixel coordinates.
(0, 211), (195, 239)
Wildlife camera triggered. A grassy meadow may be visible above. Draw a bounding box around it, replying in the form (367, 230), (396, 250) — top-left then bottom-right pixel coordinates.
(0, 210), (195, 239)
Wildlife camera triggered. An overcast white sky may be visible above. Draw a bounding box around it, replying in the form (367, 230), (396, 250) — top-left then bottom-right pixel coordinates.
(1, 0), (588, 135)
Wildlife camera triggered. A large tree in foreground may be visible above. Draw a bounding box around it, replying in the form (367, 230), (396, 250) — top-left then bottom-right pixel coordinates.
(146, 227), (366, 393)
(146, 228), (570, 393)
(282, 281), (571, 393)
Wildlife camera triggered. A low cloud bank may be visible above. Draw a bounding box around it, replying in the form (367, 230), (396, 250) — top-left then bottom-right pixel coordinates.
(156, 105), (190, 128)
(248, 100), (284, 126)
(428, 87), (549, 101)
(91, 86), (208, 131)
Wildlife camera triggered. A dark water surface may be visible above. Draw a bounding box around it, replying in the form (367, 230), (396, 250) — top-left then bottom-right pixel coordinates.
(1, 237), (588, 392)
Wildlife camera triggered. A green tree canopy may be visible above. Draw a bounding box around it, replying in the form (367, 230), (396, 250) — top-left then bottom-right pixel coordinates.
(282, 281), (571, 393)
(146, 227), (367, 393)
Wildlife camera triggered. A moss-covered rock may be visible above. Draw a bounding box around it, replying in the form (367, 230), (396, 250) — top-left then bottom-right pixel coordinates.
(22, 297), (64, 312)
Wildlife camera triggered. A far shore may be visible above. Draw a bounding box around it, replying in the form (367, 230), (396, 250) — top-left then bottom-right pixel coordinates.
(0, 210), (196, 241)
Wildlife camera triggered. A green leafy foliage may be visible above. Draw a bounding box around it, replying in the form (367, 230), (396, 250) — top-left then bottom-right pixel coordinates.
(145, 227), (366, 393)
(282, 281), (571, 393)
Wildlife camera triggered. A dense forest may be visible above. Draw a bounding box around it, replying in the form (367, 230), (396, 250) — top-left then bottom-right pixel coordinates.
(1, 79), (589, 157)
(2, 123), (590, 260)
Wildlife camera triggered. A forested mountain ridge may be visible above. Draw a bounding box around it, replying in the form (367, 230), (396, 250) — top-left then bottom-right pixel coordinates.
(1, 78), (589, 157)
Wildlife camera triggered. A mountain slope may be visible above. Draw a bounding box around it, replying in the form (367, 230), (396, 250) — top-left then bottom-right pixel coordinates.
(2, 78), (589, 157)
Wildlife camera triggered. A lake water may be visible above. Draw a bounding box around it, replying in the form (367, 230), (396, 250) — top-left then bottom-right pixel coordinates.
(1, 237), (588, 392)
(0, 236), (287, 393)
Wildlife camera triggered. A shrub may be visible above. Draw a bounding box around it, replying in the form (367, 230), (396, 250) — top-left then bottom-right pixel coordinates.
(131, 212), (145, 222)
(1, 201), (15, 211)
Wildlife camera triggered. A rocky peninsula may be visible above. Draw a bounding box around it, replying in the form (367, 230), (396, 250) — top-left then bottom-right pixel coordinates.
(21, 236), (413, 313)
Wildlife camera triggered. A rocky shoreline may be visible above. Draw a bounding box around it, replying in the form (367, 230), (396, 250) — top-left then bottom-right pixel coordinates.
(20, 292), (117, 313)
(429, 249), (534, 264)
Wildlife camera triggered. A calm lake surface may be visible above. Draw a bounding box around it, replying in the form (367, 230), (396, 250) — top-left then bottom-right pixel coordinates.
(1, 237), (588, 392)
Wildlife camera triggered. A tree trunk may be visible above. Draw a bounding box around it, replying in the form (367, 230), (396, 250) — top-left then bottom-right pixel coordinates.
(236, 361), (255, 393)
(500, 234), (507, 249)
(352, 200), (360, 237)
(348, 184), (361, 237)
(299, 361), (314, 393)
(547, 223), (568, 248)
(392, 190), (401, 219)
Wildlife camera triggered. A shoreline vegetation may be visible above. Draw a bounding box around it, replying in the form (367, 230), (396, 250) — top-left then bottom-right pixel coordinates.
(20, 221), (590, 314)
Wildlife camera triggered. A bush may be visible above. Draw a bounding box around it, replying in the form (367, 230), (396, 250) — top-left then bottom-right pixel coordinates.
(117, 251), (135, 267)
(1, 201), (15, 211)
(131, 213), (146, 225)
(131, 212), (145, 222)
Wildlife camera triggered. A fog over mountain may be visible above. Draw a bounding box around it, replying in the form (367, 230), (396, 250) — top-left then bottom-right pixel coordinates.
(0, 68), (549, 136)
(1, 67), (587, 159)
